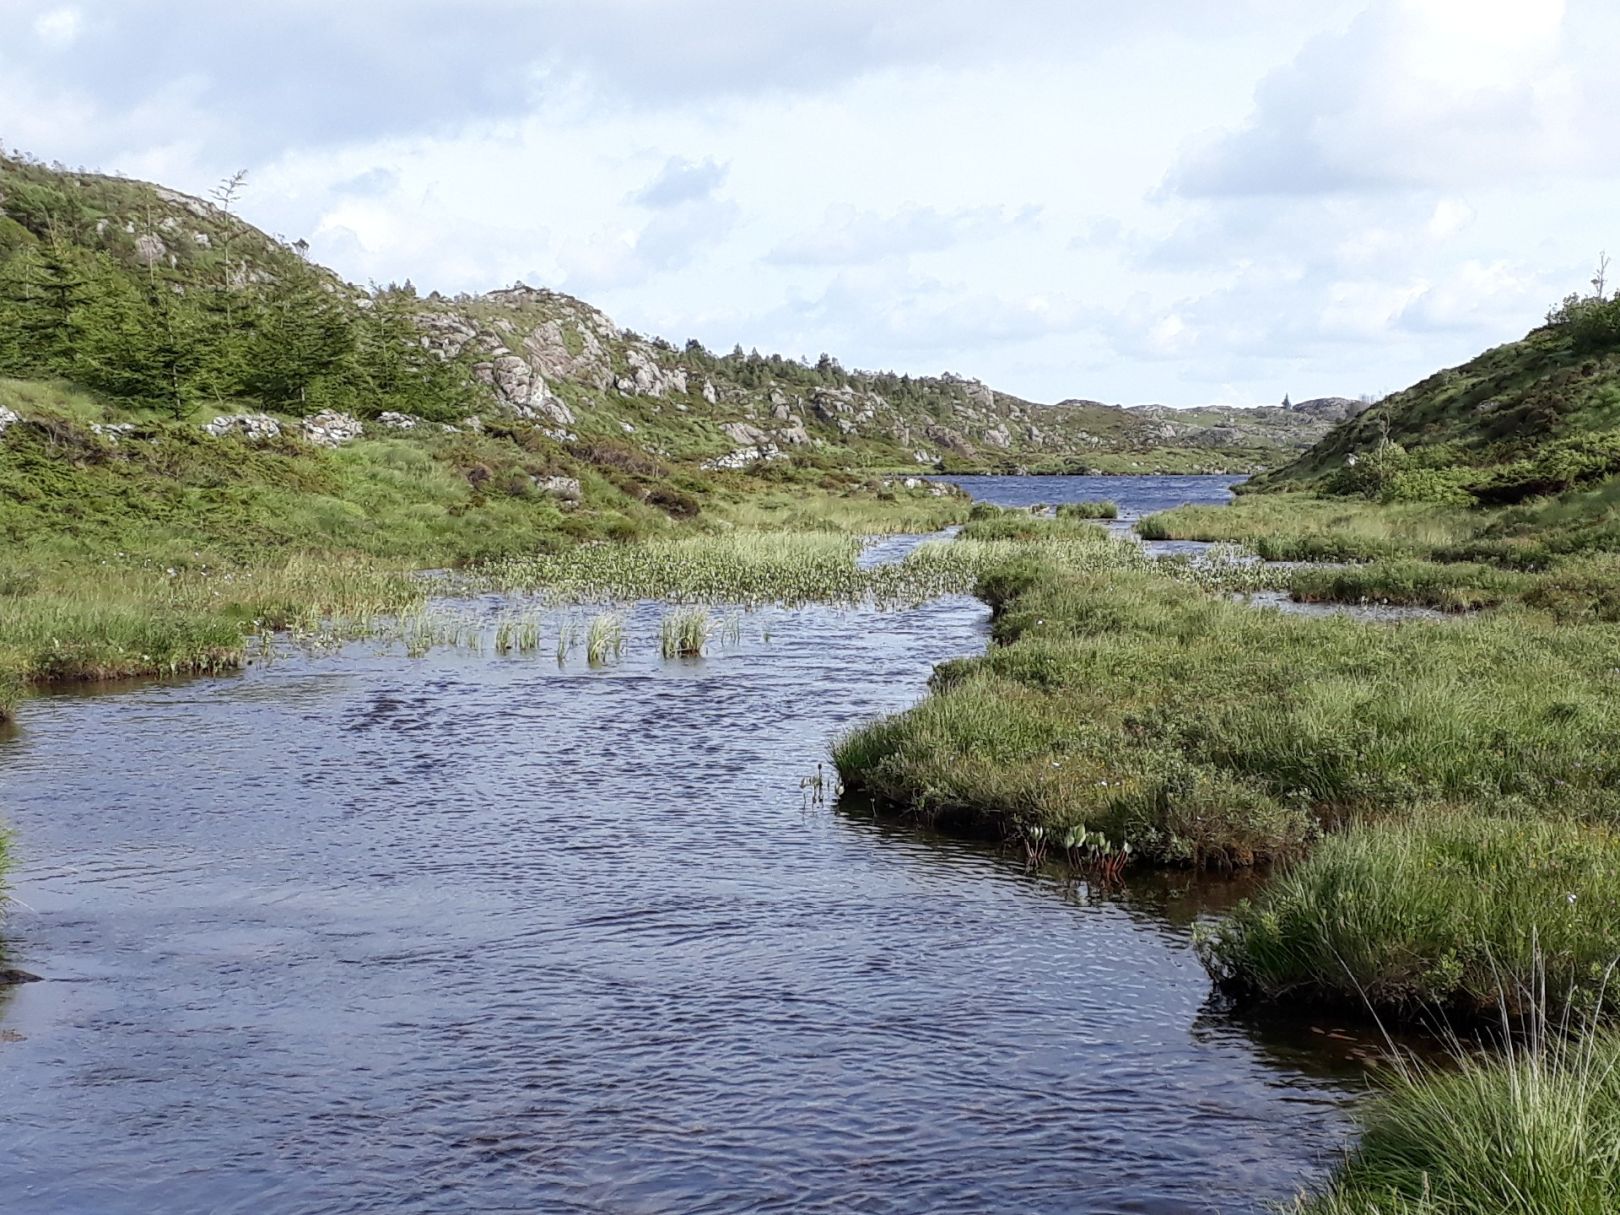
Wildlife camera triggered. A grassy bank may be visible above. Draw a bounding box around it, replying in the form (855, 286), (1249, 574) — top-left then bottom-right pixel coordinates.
(835, 558), (1620, 867)
(1295, 1026), (1620, 1214)
(0, 393), (972, 720)
(1200, 815), (1620, 1020)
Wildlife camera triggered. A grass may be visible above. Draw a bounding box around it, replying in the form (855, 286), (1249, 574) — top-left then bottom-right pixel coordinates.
(1056, 500), (1119, 520)
(1200, 815), (1620, 1019)
(660, 606), (712, 657)
(835, 561), (1620, 867)
(586, 612), (624, 664)
(1139, 495), (1479, 562)
(1294, 1024), (1620, 1214)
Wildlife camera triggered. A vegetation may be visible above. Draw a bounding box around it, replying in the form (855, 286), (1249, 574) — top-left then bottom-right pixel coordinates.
(1201, 815), (1620, 1020)
(1294, 1024), (1620, 1214)
(1056, 499), (1119, 520)
(839, 554), (1620, 868)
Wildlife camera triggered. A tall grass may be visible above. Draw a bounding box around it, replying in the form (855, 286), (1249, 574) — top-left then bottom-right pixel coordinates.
(1200, 815), (1620, 1019)
(660, 607), (712, 657)
(1296, 1023), (1620, 1214)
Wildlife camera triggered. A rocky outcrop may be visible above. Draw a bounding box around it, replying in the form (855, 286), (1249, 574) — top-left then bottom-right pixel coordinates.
(533, 475), (582, 505)
(205, 413), (281, 441)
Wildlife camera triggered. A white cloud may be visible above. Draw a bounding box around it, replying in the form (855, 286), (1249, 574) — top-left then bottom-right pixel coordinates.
(1, 0), (1615, 407)
(32, 5), (82, 47)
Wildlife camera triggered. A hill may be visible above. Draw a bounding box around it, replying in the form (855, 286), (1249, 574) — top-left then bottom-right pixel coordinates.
(1252, 295), (1620, 506)
(0, 151), (1316, 476)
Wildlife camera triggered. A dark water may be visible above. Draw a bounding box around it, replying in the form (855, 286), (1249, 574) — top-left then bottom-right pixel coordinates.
(0, 484), (1382, 1215)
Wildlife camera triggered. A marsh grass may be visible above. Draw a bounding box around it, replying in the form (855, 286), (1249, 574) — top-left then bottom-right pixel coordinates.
(661, 607), (712, 658)
(1139, 495), (1480, 562)
(1056, 500), (1120, 520)
(1295, 1011), (1620, 1214)
(1199, 815), (1620, 1020)
(835, 563), (1620, 867)
(585, 612), (625, 664)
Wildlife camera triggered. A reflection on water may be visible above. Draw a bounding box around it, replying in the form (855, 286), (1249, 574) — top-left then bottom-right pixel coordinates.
(0, 480), (1386, 1215)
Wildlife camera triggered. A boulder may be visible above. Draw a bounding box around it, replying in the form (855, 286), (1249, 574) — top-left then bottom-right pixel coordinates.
(0, 406), (19, 435)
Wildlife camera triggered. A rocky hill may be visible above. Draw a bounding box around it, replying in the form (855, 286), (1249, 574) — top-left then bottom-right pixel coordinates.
(0, 151), (1340, 475)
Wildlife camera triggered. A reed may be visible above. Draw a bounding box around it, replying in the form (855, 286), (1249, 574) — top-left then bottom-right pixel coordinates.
(660, 607), (712, 658)
(585, 613), (625, 664)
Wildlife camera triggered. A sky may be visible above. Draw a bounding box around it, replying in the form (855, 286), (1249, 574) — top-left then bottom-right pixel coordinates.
(2, 0), (1616, 407)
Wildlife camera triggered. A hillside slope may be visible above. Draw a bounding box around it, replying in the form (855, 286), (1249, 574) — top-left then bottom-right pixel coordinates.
(0, 152), (1316, 474)
(1252, 304), (1620, 506)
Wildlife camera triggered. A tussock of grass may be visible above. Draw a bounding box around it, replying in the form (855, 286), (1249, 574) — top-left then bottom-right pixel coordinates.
(1201, 815), (1620, 1019)
(1056, 500), (1119, 520)
(660, 607), (712, 658)
(1295, 1025), (1620, 1214)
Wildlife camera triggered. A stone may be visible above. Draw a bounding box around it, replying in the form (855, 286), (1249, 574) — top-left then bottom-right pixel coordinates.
(376, 411), (420, 430)
(301, 410), (364, 447)
(133, 233), (168, 267)
(534, 475), (582, 504)
(91, 422), (138, 443)
(778, 424), (811, 446)
(205, 413), (282, 441)
(702, 380), (718, 405)
(722, 421), (772, 448)
(0, 406), (19, 435)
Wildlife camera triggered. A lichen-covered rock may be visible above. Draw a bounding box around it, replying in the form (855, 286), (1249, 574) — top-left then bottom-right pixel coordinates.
(301, 410), (364, 447)
(205, 413), (282, 441)
(133, 233), (168, 267)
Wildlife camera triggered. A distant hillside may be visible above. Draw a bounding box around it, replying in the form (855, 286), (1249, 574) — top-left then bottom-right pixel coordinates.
(0, 151), (1311, 475)
(1252, 298), (1620, 505)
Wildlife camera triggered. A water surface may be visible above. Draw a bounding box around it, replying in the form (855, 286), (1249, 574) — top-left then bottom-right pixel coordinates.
(0, 479), (1381, 1215)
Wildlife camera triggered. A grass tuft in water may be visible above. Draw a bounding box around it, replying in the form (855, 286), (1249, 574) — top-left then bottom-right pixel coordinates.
(660, 607), (712, 658)
(585, 613), (625, 665)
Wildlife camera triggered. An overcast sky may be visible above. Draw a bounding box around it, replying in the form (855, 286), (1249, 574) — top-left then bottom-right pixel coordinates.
(3, 0), (1616, 406)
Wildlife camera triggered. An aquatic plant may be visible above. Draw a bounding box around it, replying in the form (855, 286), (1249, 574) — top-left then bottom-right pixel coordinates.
(660, 607), (712, 658)
(585, 613), (625, 665)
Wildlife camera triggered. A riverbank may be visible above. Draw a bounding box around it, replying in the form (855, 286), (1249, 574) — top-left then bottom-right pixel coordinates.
(0, 402), (973, 722)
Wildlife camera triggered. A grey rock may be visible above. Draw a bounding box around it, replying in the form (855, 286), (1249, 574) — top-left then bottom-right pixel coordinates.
(205, 413), (282, 441)
(0, 405), (19, 435)
(91, 422), (138, 443)
(534, 475), (582, 504)
(134, 233), (168, 267)
(376, 411), (420, 430)
(301, 410), (364, 447)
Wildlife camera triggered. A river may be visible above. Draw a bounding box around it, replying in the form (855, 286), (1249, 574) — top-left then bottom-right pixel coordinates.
(0, 476), (1378, 1214)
